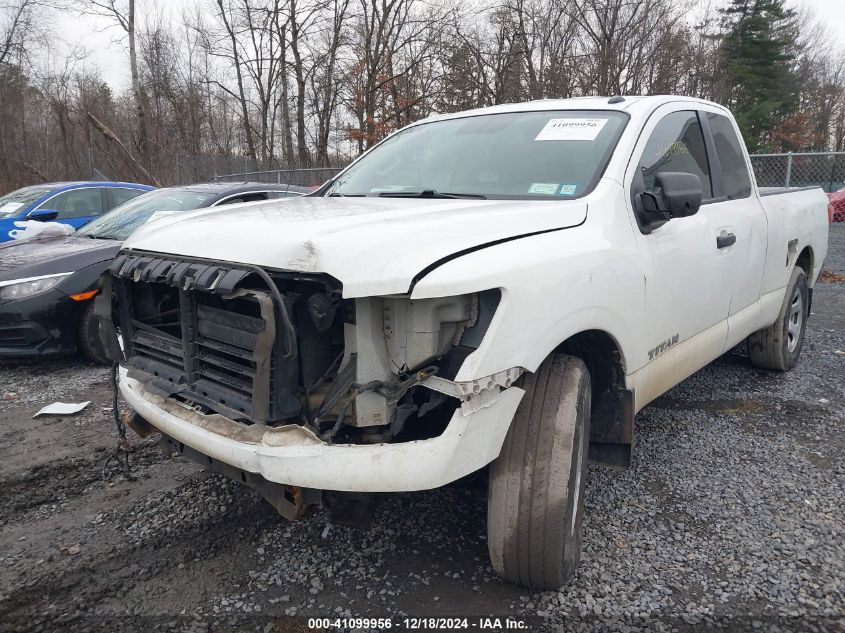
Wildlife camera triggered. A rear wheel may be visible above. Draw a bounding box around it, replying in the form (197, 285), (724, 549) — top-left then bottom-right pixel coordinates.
(77, 301), (109, 364)
(748, 267), (808, 371)
(487, 353), (591, 589)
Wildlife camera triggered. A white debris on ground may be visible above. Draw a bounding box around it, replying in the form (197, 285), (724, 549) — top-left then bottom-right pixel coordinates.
(32, 401), (90, 418)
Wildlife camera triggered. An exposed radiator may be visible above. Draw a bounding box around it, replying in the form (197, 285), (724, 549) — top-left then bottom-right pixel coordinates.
(110, 253), (301, 424)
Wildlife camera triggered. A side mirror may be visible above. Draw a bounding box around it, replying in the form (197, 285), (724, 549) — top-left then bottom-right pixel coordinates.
(640, 172), (702, 218)
(657, 172), (702, 218)
(25, 208), (59, 222)
(635, 172), (703, 232)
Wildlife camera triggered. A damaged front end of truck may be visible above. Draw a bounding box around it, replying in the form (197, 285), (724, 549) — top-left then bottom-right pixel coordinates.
(95, 250), (523, 519)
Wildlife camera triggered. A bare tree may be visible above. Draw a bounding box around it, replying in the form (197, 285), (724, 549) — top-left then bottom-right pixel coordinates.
(347, 0), (444, 152)
(0, 0), (38, 68)
(74, 0), (149, 163)
(310, 0), (350, 165)
(568, 0), (685, 96)
(209, 0), (260, 163)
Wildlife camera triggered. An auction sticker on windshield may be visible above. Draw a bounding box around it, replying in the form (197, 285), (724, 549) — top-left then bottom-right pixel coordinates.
(535, 118), (608, 141)
(528, 183), (559, 195)
(0, 202), (24, 214)
(147, 211), (180, 223)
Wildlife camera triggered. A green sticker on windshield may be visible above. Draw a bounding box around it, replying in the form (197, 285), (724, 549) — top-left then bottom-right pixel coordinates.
(528, 183), (559, 195)
(559, 184), (577, 195)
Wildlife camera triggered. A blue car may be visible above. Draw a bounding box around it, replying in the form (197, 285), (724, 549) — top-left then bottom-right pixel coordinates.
(0, 181), (155, 243)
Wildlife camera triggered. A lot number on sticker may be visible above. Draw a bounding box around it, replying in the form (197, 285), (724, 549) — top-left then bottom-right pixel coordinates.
(535, 118), (608, 141)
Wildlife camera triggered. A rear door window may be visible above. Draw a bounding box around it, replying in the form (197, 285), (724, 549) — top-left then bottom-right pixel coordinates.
(109, 187), (147, 209)
(217, 192), (271, 205)
(707, 113), (752, 199)
(39, 188), (105, 219)
(636, 111), (713, 200)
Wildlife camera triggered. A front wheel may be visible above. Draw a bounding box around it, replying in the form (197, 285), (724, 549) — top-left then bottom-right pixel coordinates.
(77, 301), (109, 364)
(487, 353), (591, 589)
(748, 267), (808, 371)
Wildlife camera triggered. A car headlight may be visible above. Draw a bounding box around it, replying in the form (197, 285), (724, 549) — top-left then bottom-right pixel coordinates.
(0, 273), (72, 301)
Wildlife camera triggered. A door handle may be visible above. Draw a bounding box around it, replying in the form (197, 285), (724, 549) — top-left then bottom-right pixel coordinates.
(717, 232), (736, 249)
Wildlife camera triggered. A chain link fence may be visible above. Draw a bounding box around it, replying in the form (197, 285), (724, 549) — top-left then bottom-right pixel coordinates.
(749, 152), (845, 192)
(213, 154), (845, 191)
(211, 167), (343, 188)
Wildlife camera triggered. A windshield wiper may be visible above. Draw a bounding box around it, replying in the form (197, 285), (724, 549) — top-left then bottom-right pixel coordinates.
(377, 189), (486, 199)
(83, 234), (121, 241)
(328, 192), (365, 197)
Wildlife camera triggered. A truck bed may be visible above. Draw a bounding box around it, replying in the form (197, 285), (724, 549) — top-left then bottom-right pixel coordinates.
(757, 186), (829, 296)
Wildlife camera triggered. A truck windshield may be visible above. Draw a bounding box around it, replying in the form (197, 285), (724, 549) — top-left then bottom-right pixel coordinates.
(76, 189), (215, 241)
(326, 110), (628, 200)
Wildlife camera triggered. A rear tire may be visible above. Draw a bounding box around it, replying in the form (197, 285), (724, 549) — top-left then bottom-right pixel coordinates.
(748, 267), (808, 371)
(77, 301), (109, 364)
(487, 353), (591, 589)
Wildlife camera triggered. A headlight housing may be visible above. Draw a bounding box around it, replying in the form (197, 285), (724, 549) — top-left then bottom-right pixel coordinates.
(0, 273), (72, 301)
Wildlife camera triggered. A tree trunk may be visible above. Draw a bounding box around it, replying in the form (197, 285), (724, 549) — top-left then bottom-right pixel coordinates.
(289, 1), (310, 167)
(216, 0), (258, 164)
(127, 0), (148, 163)
(280, 69), (295, 165)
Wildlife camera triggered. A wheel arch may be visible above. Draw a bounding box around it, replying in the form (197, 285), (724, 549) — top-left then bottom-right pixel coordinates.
(553, 329), (634, 469)
(796, 245), (814, 314)
(796, 245), (814, 280)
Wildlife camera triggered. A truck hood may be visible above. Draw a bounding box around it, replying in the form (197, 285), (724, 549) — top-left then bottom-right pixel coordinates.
(123, 196), (588, 296)
(0, 235), (121, 283)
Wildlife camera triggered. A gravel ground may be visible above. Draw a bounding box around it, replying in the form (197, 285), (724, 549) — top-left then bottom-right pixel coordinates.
(1, 226), (843, 632)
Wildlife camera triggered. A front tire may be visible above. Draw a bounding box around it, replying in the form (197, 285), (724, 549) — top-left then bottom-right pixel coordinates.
(487, 354), (591, 589)
(748, 267), (808, 371)
(77, 301), (109, 364)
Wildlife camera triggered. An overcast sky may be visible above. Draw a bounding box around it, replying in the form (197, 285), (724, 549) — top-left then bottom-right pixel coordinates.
(51, 0), (845, 91)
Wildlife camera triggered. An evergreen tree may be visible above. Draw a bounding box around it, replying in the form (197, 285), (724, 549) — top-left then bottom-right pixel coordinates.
(718, 0), (800, 152)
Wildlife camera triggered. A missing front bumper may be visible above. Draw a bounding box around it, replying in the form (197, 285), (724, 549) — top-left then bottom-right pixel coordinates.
(120, 367), (524, 492)
(159, 432), (321, 521)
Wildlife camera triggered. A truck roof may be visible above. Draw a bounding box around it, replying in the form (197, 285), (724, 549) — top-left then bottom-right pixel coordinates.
(423, 95), (730, 123)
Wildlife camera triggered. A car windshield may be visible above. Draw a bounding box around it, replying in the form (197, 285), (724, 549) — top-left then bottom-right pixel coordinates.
(76, 189), (216, 240)
(0, 186), (54, 217)
(326, 110), (628, 199)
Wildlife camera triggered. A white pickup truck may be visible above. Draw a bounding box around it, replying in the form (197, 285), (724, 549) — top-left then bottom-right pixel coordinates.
(97, 96), (829, 589)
